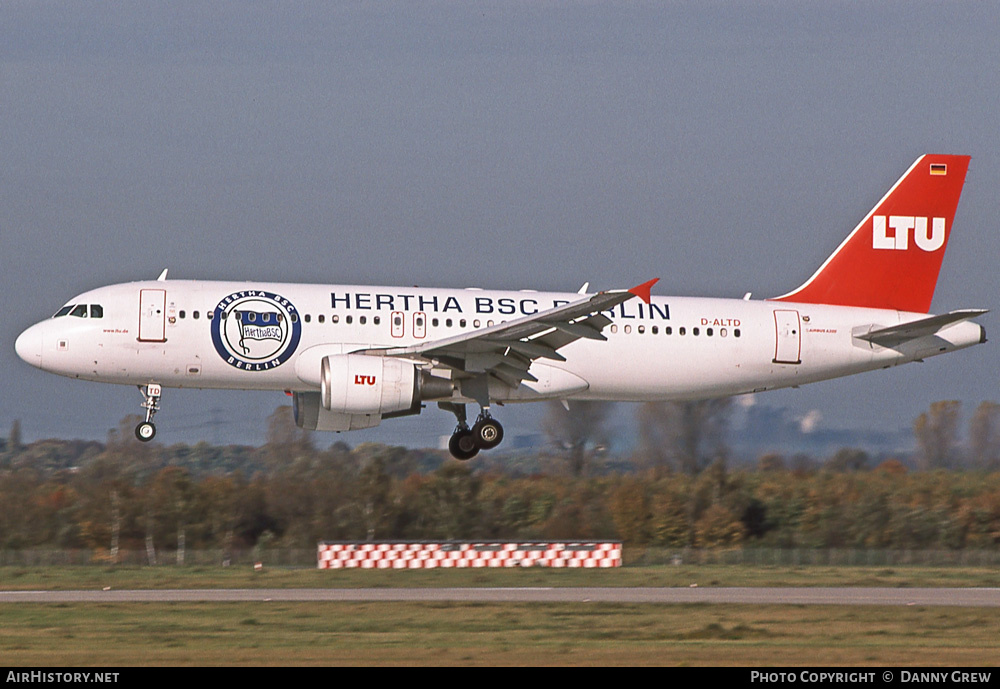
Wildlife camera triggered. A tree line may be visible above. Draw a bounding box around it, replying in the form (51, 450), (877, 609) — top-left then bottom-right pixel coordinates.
(0, 401), (998, 556)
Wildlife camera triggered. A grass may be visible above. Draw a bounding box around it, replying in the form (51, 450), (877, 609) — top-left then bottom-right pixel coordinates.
(0, 601), (998, 666)
(0, 563), (999, 590)
(1, 564), (998, 666)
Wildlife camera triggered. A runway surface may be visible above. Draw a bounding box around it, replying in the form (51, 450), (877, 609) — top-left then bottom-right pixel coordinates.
(1, 587), (998, 606)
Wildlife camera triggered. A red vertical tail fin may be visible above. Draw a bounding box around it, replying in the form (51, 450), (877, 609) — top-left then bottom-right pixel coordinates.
(773, 155), (970, 313)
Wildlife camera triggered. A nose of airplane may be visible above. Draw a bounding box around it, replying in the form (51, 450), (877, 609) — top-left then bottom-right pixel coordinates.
(15, 324), (43, 369)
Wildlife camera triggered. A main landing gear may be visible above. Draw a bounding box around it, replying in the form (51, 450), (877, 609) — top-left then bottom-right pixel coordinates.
(134, 383), (161, 442)
(441, 403), (505, 461)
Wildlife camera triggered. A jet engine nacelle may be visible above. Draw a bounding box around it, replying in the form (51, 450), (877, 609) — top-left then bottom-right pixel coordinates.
(294, 354), (456, 431)
(322, 353), (419, 415)
(292, 391), (381, 432)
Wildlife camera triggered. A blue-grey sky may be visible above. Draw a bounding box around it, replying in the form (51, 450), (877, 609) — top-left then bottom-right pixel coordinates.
(2, 1), (998, 448)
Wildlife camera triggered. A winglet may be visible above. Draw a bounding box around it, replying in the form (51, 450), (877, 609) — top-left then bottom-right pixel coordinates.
(628, 278), (659, 304)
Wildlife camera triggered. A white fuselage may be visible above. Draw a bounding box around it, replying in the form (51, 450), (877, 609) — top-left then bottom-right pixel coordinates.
(15, 279), (985, 404)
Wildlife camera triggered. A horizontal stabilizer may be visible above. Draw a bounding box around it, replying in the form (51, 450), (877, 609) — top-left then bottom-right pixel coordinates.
(856, 309), (988, 347)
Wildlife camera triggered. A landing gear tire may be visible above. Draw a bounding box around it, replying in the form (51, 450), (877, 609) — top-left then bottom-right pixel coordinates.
(135, 421), (156, 442)
(448, 428), (480, 461)
(472, 417), (504, 450)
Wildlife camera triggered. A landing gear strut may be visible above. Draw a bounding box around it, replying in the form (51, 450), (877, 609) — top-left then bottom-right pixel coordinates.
(135, 383), (161, 442)
(440, 402), (504, 460)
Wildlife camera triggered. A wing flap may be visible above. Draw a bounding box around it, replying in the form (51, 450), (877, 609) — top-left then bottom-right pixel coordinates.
(539, 316), (609, 341)
(484, 338), (567, 361)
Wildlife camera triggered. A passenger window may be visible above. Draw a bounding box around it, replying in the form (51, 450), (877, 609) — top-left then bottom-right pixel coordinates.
(304, 314), (311, 323)
(360, 316), (367, 325)
(374, 316), (380, 325)
(332, 315), (339, 324)
(179, 310), (186, 319)
(318, 315), (325, 324)
(193, 311), (200, 320)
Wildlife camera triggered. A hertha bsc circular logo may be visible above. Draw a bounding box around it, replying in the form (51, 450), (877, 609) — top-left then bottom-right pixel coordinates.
(211, 291), (301, 371)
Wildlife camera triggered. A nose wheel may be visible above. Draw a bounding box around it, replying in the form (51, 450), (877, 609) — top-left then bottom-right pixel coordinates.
(135, 421), (156, 441)
(134, 383), (161, 442)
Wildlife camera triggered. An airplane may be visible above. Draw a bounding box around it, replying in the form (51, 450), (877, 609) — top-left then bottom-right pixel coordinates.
(15, 154), (987, 459)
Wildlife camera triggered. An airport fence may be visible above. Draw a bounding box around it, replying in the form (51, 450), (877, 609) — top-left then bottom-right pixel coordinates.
(627, 547), (1000, 568)
(0, 548), (317, 567)
(0, 547), (998, 568)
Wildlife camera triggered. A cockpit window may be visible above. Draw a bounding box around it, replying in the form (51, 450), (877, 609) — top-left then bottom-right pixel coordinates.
(53, 304), (104, 318)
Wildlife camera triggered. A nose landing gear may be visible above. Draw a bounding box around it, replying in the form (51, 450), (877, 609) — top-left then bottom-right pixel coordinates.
(134, 383), (161, 442)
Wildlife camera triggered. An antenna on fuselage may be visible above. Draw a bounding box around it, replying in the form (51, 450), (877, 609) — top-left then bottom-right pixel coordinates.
(156, 269), (168, 282)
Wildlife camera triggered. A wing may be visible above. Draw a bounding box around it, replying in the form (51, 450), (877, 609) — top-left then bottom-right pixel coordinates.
(359, 279), (658, 389)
